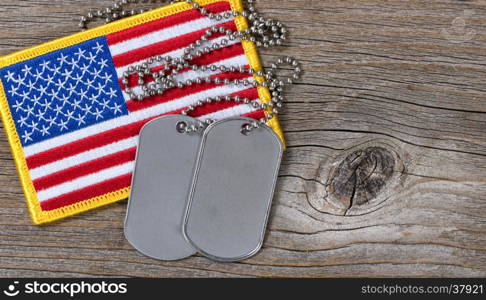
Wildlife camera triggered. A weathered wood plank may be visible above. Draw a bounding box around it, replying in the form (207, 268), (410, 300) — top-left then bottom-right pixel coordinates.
(0, 0), (484, 277)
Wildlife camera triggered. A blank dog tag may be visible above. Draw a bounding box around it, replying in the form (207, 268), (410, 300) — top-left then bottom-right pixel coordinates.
(183, 117), (283, 262)
(125, 115), (200, 261)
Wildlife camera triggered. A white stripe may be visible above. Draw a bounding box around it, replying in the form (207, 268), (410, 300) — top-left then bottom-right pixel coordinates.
(199, 104), (257, 121)
(114, 37), (240, 78)
(109, 13), (230, 56)
(23, 59), (250, 157)
(37, 161), (134, 202)
(29, 84), (259, 179)
(27, 84), (253, 170)
(124, 55), (249, 97)
(30, 98), (259, 183)
(36, 104), (258, 202)
(29, 137), (138, 180)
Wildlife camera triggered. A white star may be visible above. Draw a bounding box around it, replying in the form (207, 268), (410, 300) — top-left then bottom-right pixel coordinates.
(101, 98), (111, 109)
(82, 103), (92, 114)
(61, 69), (73, 78)
(92, 69), (102, 79)
(7, 85), (19, 96)
(102, 72), (113, 83)
(93, 108), (104, 120)
(31, 94), (42, 106)
(17, 115), (29, 128)
(80, 63), (90, 73)
(65, 110), (75, 120)
(36, 108), (46, 119)
(54, 78), (64, 89)
(96, 82), (104, 92)
(98, 58), (108, 69)
(71, 98), (83, 110)
(5, 71), (16, 83)
(67, 58), (79, 68)
(21, 65), (32, 76)
(41, 97), (52, 110)
(67, 83), (77, 94)
(44, 115), (56, 127)
(89, 94), (98, 103)
(73, 73), (84, 82)
(51, 64), (62, 75)
(58, 118), (69, 131)
(45, 74), (55, 86)
(57, 53), (69, 66)
(54, 104), (64, 115)
(27, 80), (36, 91)
(92, 42), (104, 55)
(27, 119), (38, 130)
(86, 52), (97, 64)
(79, 88), (88, 100)
(12, 100), (24, 112)
(49, 88), (60, 99)
(59, 94), (70, 104)
(39, 60), (51, 70)
(107, 88), (118, 99)
(38, 84), (48, 96)
(40, 125), (50, 136)
(20, 90), (30, 102)
(21, 130), (33, 143)
(86, 78), (95, 89)
(75, 48), (86, 60)
(110, 102), (123, 115)
(76, 113), (86, 126)
(33, 69), (43, 81)
(25, 105), (35, 117)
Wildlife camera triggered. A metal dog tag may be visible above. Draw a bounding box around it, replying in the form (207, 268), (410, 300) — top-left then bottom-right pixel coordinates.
(183, 117), (283, 262)
(125, 115), (200, 261)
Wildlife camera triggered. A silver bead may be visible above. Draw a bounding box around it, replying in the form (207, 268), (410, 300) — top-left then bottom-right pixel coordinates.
(79, 0), (301, 123)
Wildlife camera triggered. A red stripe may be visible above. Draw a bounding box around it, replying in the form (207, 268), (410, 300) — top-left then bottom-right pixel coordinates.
(33, 148), (136, 192)
(120, 43), (246, 89)
(126, 72), (253, 112)
(112, 21), (237, 68)
(245, 110), (265, 120)
(39, 108), (264, 211)
(190, 43), (244, 66)
(26, 87), (259, 170)
(40, 174), (133, 211)
(26, 119), (144, 170)
(106, 1), (231, 45)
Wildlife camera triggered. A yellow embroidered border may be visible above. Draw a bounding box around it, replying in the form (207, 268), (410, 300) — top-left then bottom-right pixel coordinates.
(0, 0), (284, 224)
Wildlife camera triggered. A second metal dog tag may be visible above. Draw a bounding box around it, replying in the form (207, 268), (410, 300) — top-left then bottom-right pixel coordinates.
(125, 115), (200, 261)
(183, 117), (283, 262)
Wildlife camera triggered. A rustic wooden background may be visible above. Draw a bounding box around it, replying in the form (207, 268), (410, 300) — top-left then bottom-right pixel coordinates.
(0, 0), (485, 277)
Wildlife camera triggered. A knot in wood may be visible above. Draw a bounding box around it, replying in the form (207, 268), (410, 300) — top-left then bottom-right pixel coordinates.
(325, 147), (394, 214)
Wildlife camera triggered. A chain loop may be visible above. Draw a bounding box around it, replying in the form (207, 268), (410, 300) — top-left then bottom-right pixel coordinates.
(80, 0), (301, 133)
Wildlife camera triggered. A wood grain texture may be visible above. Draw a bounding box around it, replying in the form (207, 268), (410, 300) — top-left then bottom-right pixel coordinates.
(0, 0), (485, 277)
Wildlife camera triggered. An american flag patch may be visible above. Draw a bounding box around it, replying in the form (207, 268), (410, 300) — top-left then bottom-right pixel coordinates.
(0, 0), (282, 224)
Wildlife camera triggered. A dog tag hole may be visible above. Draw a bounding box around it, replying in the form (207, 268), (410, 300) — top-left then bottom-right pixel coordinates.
(176, 121), (188, 133)
(241, 124), (251, 136)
